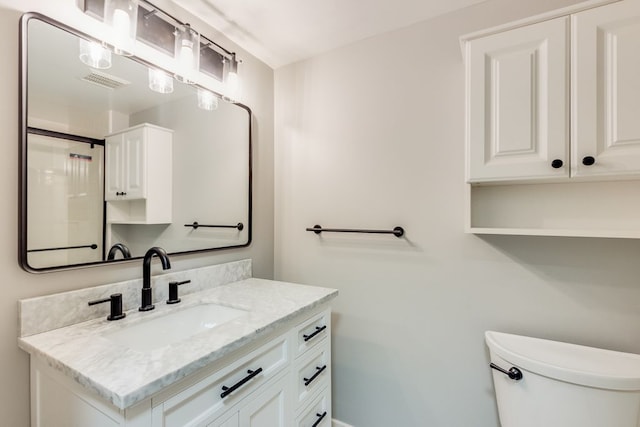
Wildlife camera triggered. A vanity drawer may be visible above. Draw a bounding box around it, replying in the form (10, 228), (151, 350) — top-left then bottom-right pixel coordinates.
(295, 339), (330, 406)
(295, 310), (330, 358)
(296, 385), (331, 427)
(152, 335), (289, 427)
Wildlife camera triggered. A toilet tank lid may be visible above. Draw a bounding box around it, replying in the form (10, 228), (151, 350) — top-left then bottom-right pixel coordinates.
(485, 331), (640, 390)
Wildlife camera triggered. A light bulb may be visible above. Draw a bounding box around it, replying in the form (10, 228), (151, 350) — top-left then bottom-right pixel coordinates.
(174, 24), (199, 83)
(104, 0), (138, 56)
(79, 39), (112, 69)
(113, 9), (130, 49)
(148, 68), (174, 94)
(197, 88), (218, 111)
(223, 55), (241, 102)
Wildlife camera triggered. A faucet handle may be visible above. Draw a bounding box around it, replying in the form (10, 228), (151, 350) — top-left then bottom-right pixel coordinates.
(88, 293), (126, 321)
(167, 280), (191, 304)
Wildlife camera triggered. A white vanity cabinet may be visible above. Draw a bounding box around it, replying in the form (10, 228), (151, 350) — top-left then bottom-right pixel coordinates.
(105, 123), (172, 224)
(29, 307), (332, 427)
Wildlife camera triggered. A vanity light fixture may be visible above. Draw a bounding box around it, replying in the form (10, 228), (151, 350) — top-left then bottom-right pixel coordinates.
(103, 0), (138, 56)
(148, 68), (173, 93)
(197, 88), (219, 111)
(79, 39), (112, 69)
(82, 0), (242, 100)
(174, 23), (199, 84)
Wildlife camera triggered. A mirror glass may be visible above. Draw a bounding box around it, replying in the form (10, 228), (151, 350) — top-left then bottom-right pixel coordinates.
(20, 15), (251, 272)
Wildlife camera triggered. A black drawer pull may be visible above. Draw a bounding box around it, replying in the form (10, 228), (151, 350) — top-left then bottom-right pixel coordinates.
(490, 362), (522, 381)
(303, 325), (327, 342)
(221, 367), (263, 398)
(304, 365), (327, 386)
(312, 411), (328, 427)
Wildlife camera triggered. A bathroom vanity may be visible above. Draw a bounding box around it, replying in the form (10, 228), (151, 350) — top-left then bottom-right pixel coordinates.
(18, 260), (337, 426)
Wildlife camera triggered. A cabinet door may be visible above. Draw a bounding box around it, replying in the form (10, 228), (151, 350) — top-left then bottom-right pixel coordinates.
(105, 135), (124, 200)
(572, 0), (640, 177)
(238, 375), (289, 427)
(467, 17), (569, 182)
(123, 127), (146, 199)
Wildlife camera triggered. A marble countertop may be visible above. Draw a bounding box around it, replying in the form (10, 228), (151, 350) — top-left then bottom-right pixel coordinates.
(18, 278), (337, 410)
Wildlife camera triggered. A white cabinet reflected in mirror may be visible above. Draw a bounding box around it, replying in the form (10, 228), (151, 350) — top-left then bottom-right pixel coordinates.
(20, 14), (251, 272)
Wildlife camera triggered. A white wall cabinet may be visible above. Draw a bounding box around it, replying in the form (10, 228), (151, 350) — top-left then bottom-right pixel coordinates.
(462, 0), (640, 238)
(466, 0), (640, 183)
(571, 0), (640, 177)
(29, 308), (332, 427)
(105, 123), (172, 224)
(466, 17), (569, 182)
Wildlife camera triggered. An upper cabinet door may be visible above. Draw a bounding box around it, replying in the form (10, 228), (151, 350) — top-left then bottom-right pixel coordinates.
(122, 126), (146, 199)
(572, 0), (640, 177)
(466, 17), (569, 183)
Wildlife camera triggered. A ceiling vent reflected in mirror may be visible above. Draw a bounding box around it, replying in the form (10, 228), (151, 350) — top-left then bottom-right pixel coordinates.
(81, 70), (131, 90)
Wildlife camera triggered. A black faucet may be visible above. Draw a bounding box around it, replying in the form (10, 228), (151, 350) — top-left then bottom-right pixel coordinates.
(107, 243), (132, 260)
(139, 247), (171, 311)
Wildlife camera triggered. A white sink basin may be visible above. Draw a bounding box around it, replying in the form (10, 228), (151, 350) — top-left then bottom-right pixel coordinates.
(104, 303), (247, 352)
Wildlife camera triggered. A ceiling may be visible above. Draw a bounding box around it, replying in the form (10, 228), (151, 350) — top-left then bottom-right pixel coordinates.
(171, 0), (488, 68)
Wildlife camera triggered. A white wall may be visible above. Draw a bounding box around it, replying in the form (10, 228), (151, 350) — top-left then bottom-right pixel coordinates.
(0, 1), (273, 425)
(274, 0), (640, 426)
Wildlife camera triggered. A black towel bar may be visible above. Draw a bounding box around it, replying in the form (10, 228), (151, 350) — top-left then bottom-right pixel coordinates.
(185, 221), (244, 231)
(306, 225), (404, 238)
(27, 243), (98, 253)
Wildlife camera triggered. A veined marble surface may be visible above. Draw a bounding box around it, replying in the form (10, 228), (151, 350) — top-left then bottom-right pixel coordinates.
(18, 277), (337, 409)
(19, 259), (252, 337)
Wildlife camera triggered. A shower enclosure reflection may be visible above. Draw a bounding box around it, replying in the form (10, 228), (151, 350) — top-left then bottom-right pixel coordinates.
(21, 15), (251, 271)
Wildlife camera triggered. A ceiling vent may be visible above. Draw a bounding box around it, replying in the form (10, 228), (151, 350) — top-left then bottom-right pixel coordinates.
(81, 70), (131, 90)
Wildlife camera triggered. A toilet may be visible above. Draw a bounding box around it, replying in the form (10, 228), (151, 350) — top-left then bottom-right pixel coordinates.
(485, 331), (640, 427)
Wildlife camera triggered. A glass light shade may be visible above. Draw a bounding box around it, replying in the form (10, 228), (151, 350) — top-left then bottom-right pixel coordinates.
(174, 24), (200, 83)
(104, 0), (138, 56)
(148, 68), (174, 94)
(79, 39), (112, 69)
(197, 88), (219, 111)
(223, 56), (241, 102)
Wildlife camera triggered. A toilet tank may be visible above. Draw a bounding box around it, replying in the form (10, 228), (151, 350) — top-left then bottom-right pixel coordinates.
(485, 331), (640, 427)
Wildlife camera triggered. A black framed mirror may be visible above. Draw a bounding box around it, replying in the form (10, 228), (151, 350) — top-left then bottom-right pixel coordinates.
(19, 13), (252, 272)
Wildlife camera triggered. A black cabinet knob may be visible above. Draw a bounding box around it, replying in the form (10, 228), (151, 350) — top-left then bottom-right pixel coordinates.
(582, 156), (596, 166)
(551, 159), (563, 169)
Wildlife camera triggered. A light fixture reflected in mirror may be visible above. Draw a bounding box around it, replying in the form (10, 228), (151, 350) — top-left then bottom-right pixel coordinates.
(224, 53), (240, 102)
(104, 0), (138, 56)
(148, 68), (173, 93)
(79, 39), (112, 69)
(174, 23), (199, 83)
(197, 88), (218, 111)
